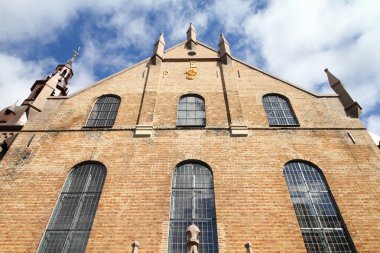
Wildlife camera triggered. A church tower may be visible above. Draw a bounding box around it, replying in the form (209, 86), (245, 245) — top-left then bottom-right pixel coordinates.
(21, 48), (78, 119)
(0, 49), (78, 158)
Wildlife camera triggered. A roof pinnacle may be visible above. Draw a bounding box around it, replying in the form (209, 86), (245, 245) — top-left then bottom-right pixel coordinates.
(186, 22), (197, 50)
(68, 47), (80, 65)
(152, 33), (165, 64)
(219, 33), (231, 61)
(158, 33), (165, 45)
(219, 33), (229, 46)
(187, 22), (196, 33)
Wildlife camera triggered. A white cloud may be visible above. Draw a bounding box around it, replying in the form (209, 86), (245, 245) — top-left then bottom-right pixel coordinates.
(0, 53), (55, 108)
(366, 115), (380, 144)
(239, 0), (380, 112)
(213, 0), (254, 32)
(0, 0), (84, 44)
(69, 41), (100, 92)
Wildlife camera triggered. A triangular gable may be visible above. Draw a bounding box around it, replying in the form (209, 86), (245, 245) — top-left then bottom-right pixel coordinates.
(59, 40), (334, 99)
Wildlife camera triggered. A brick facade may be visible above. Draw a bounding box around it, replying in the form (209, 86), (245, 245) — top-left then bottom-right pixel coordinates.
(0, 33), (379, 253)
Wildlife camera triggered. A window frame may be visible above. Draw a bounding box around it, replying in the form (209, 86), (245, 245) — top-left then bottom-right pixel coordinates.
(84, 94), (121, 128)
(168, 160), (218, 253)
(283, 160), (356, 253)
(262, 93), (300, 127)
(36, 161), (107, 253)
(176, 94), (206, 127)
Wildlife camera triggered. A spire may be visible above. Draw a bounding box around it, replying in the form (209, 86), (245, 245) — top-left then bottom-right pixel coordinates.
(186, 22), (197, 50)
(324, 68), (362, 118)
(219, 33), (232, 64)
(67, 47), (80, 65)
(158, 33), (165, 45)
(324, 68), (340, 86)
(22, 51), (75, 118)
(152, 33), (165, 65)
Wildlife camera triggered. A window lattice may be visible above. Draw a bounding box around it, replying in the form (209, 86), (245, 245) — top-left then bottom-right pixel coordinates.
(177, 95), (206, 126)
(169, 163), (218, 253)
(37, 163), (106, 253)
(85, 95), (120, 127)
(263, 95), (298, 126)
(284, 162), (355, 253)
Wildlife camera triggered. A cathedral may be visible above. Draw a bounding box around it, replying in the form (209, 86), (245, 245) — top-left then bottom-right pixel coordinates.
(0, 24), (379, 253)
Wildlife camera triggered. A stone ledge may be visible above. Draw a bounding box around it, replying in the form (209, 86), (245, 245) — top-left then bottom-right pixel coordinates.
(230, 125), (248, 137)
(134, 125), (153, 137)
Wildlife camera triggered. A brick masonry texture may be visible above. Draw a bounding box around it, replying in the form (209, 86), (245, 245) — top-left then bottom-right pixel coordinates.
(0, 42), (379, 253)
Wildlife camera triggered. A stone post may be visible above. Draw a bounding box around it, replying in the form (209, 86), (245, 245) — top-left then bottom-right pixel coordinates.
(186, 224), (200, 253)
(131, 240), (140, 253)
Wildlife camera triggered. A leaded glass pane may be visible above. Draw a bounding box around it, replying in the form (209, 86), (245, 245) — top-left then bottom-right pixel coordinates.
(64, 231), (90, 253)
(48, 194), (80, 230)
(284, 162), (355, 252)
(325, 229), (353, 252)
(302, 230), (329, 252)
(39, 231), (68, 253)
(38, 163), (106, 253)
(85, 95), (120, 127)
(169, 163), (218, 253)
(177, 95), (206, 126)
(263, 95), (298, 126)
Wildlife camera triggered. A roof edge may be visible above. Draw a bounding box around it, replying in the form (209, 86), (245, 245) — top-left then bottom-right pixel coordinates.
(65, 57), (151, 98)
(58, 39), (335, 99)
(231, 57), (335, 98)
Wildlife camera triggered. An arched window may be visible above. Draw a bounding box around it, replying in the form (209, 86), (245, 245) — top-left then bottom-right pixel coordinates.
(284, 161), (355, 252)
(85, 95), (121, 127)
(263, 94), (298, 126)
(168, 162), (218, 253)
(37, 162), (107, 253)
(177, 95), (206, 126)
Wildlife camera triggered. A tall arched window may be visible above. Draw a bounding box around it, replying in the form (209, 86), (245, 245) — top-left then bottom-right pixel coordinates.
(284, 161), (355, 252)
(37, 162), (107, 253)
(168, 162), (218, 253)
(177, 95), (206, 126)
(263, 94), (298, 126)
(85, 95), (121, 127)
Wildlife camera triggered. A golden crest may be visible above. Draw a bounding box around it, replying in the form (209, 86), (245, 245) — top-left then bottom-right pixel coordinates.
(185, 68), (197, 80)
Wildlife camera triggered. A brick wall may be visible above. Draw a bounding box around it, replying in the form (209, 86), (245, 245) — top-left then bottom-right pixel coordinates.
(0, 43), (379, 252)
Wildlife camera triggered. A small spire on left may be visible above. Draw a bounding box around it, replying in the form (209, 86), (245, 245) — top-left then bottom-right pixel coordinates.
(68, 47), (80, 64)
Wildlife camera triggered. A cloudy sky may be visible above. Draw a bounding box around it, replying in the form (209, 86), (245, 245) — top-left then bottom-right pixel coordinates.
(0, 0), (379, 138)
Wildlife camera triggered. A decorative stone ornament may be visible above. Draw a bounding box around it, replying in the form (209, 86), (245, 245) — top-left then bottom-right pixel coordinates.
(131, 240), (140, 253)
(186, 224), (200, 253)
(185, 68), (197, 80)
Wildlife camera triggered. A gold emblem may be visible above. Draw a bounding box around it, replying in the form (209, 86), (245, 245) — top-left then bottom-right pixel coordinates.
(185, 68), (197, 80)
(185, 61), (197, 80)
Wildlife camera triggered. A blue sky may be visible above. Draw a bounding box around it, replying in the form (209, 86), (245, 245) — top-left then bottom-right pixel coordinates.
(0, 0), (379, 140)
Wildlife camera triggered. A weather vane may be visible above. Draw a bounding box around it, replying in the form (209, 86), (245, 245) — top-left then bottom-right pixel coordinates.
(68, 47), (80, 64)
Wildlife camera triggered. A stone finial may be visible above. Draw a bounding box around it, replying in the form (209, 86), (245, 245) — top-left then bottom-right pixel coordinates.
(131, 240), (140, 253)
(158, 33), (166, 46)
(245, 242), (253, 253)
(219, 33), (232, 64)
(324, 68), (362, 118)
(186, 22), (197, 50)
(152, 33), (165, 64)
(324, 68), (340, 86)
(186, 224), (200, 253)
